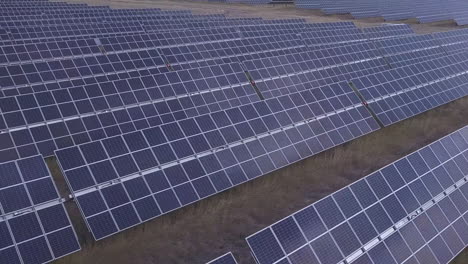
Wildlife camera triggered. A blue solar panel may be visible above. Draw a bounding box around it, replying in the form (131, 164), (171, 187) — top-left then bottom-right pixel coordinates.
(246, 126), (468, 264)
(55, 82), (379, 239)
(2, 3), (468, 263)
(0, 155), (80, 264)
(351, 53), (468, 127)
(295, 0), (468, 26)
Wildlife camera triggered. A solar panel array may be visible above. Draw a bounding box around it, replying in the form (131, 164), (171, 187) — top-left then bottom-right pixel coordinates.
(247, 125), (468, 264)
(295, 0), (468, 25)
(1, 0), (468, 263)
(192, 0), (294, 4)
(0, 155), (80, 264)
(206, 252), (238, 264)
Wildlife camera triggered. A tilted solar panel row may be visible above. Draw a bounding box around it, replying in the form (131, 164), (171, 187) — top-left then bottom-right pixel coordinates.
(362, 24), (415, 39)
(0, 11), (195, 19)
(0, 4), (108, 9)
(144, 22), (307, 34)
(0, 28), (458, 165)
(385, 48), (447, 68)
(0, 56), (454, 130)
(0, 27), (244, 65)
(3, 51), (384, 162)
(0, 49), (167, 90)
(0, 20), (355, 47)
(143, 21), (307, 34)
(0, 15), (234, 28)
(247, 125), (468, 264)
(0, 33), (450, 137)
(51, 65), (376, 238)
(0, 33), (303, 79)
(0, 155), (80, 264)
(0, 3), (105, 8)
(296, 0), (468, 25)
(0, 17), (299, 30)
(0, 22), (308, 46)
(196, 0), (274, 4)
(244, 41), (382, 80)
(6, 35), (428, 239)
(0, 0), (86, 4)
(433, 29), (468, 55)
(0, 61), (249, 157)
(0, 7), (172, 14)
(178, 40), (305, 66)
(0, 32), (296, 67)
(0, 35), (304, 91)
(0, 11), (194, 23)
(373, 34), (449, 67)
(0, 5), (100, 9)
(254, 60), (389, 102)
(0, 29), (365, 97)
(374, 34), (440, 54)
(52, 47), (468, 241)
(351, 52), (468, 126)
(3, 22), (146, 41)
(0, 24), (403, 69)
(0, 25), (407, 89)
(0, 16), (264, 27)
(3, 31), (418, 156)
(0, 9), (180, 18)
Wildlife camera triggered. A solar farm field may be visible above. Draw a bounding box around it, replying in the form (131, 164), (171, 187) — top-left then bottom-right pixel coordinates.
(0, 0), (468, 263)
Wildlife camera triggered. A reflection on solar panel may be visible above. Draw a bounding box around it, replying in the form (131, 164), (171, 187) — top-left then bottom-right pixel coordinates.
(0, 155), (80, 264)
(246, 126), (468, 264)
(206, 252), (237, 264)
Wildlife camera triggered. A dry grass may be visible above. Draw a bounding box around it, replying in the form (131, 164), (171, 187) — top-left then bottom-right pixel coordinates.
(48, 96), (468, 264)
(452, 248), (468, 264)
(41, 0), (468, 262)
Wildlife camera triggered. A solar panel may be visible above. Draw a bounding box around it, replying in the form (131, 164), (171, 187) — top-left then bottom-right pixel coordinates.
(433, 29), (468, 55)
(206, 252), (237, 264)
(2, 3), (468, 263)
(0, 35), (393, 162)
(301, 28), (367, 46)
(351, 53), (468, 126)
(0, 23), (411, 69)
(244, 41), (382, 80)
(1, 26), (400, 92)
(246, 125), (468, 264)
(296, 0), (468, 25)
(54, 80), (379, 239)
(362, 24), (414, 39)
(0, 155), (80, 264)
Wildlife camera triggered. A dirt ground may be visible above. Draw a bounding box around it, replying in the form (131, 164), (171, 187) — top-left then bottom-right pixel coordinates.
(45, 0), (468, 263)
